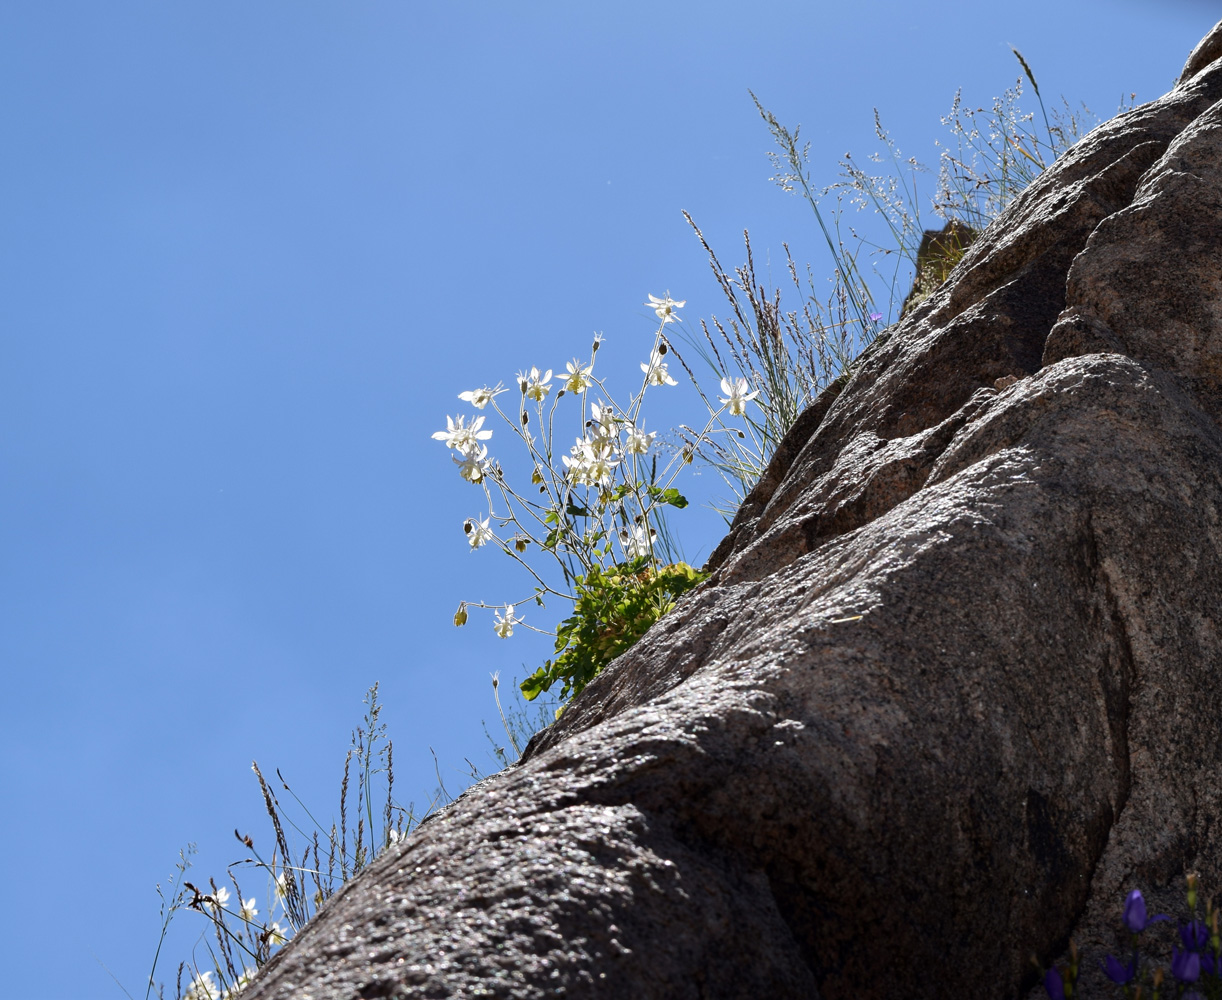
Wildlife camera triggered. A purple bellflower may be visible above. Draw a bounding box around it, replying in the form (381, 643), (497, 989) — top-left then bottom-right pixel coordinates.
(1101, 953), (1138, 985)
(1043, 966), (1066, 1000)
(1181, 919), (1210, 951)
(1124, 889), (1171, 934)
(1178, 919), (1217, 974)
(1173, 947), (1202, 983)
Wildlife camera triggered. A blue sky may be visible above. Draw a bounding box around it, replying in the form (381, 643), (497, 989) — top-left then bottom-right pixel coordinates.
(0, 2), (1213, 997)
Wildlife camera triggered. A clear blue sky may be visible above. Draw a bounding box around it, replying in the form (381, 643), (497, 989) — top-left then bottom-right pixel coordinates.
(0, 2), (1213, 997)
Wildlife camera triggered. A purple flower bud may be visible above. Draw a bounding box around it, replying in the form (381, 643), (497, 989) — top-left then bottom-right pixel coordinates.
(1043, 967), (1066, 1000)
(1122, 889), (1171, 933)
(1123, 890), (1147, 932)
(1102, 954), (1138, 984)
(1173, 947), (1202, 983)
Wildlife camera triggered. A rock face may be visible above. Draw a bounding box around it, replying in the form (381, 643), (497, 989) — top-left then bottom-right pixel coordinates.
(245, 23), (1222, 1000)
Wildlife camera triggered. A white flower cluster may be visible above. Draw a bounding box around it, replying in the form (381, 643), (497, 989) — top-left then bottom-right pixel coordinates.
(433, 305), (686, 492)
(431, 292), (764, 644)
(183, 964), (266, 1000)
(431, 412), (495, 483)
(190, 879), (293, 998)
(559, 401), (656, 488)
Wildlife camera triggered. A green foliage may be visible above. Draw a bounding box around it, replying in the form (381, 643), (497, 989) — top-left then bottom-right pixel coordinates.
(520, 558), (708, 702)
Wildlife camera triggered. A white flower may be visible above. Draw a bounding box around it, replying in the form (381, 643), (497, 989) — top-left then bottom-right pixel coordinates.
(275, 872), (289, 901)
(207, 887), (231, 911)
(518, 367), (553, 402)
(493, 605), (521, 638)
(268, 921), (289, 946)
(561, 437), (589, 480)
(624, 425), (655, 455)
(458, 385), (502, 409)
(388, 828), (402, 845)
(184, 971), (220, 1000)
(464, 516), (494, 550)
(562, 437), (619, 486)
(240, 897), (258, 922)
(224, 969), (257, 999)
(641, 348), (678, 387)
(581, 439), (619, 486)
(588, 401), (618, 440)
(452, 442), (489, 482)
(619, 524), (656, 559)
(719, 376), (760, 417)
(561, 455), (584, 481)
(432, 414), (492, 451)
(645, 293), (685, 324)
(562, 359), (594, 393)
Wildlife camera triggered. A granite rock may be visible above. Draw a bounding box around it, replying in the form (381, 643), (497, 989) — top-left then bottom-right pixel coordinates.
(244, 20), (1222, 999)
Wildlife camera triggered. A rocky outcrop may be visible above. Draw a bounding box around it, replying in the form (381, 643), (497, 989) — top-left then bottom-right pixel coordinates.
(899, 219), (979, 317)
(245, 21), (1222, 999)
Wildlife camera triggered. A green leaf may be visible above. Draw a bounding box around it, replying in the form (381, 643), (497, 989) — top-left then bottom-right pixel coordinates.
(522, 560), (709, 705)
(660, 488), (689, 508)
(519, 667), (551, 701)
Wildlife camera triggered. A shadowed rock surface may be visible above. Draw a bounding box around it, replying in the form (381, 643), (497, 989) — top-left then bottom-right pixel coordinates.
(245, 22), (1222, 999)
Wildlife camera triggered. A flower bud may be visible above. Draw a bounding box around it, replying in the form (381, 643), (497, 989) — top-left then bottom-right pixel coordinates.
(453, 604), (468, 627)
